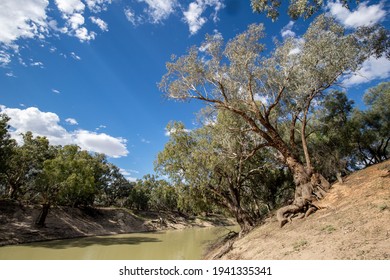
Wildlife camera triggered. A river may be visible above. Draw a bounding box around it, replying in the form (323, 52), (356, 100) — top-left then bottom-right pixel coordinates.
(0, 226), (238, 260)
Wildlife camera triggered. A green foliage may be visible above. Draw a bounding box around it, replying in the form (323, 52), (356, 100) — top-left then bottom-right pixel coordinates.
(0, 114), (15, 195)
(251, 0), (356, 20)
(37, 145), (96, 207)
(125, 175), (178, 212)
(308, 91), (356, 179)
(5, 132), (55, 200)
(156, 110), (295, 232)
(95, 163), (134, 207)
(128, 178), (151, 211)
(350, 82), (390, 165)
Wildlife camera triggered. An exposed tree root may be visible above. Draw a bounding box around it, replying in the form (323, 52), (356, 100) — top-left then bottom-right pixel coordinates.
(213, 241), (234, 259)
(277, 173), (330, 227)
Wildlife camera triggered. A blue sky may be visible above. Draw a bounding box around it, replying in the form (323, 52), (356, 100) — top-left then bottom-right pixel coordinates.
(0, 0), (389, 181)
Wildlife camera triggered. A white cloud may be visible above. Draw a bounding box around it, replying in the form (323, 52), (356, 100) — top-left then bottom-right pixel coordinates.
(119, 168), (131, 176)
(0, 50), (11, 67)
(183, 1), (207, 35)
(5, 71), (16, 78)
(141, 138), (151, 144)
(90, 17), (108, 31)
(124, 7), (145, 26)
(55, 0), (85, 15)
(85, 0), (112, 13)
(0, 0), (225, 66)
(0, 105), (129, 158)
(128, 169), (140, 174)
(281, 21), (296, 38)
(1, 106), (72, 145)
(327, 1), (387, 28)
(0, 0), (49, 46)
(54, 0), (98, 42)
(165, 127), (191, 136)
(30, 61), (44, 67)
(75, 130), (128, 158)
(183, 0), (224, 35)
(342, 56), (390, 87)
(126, 177), (138, 182)
(52, 89), (61, 94)
(65, 118), (78, 125)
(95, 124), (107, 131)
(119, 168), (140, 180)
(75, 27), (96, 41)
(140, 0), (178, 23)
(69, 13), (85, 30)
(70, 52), (81, 60)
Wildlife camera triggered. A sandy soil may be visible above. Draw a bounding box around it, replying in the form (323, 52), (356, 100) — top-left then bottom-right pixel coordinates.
(206, 160), (390, 260)
(0, 202), (233, 247)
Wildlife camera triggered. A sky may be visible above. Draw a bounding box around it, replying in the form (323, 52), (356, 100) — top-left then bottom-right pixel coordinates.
(0, 0), (389, 181)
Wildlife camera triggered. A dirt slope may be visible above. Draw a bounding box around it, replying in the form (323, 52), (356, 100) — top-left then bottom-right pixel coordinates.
(207, 160), (390, 260)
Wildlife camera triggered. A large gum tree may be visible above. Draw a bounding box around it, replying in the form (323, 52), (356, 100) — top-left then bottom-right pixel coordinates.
(159, 15), (385, 226)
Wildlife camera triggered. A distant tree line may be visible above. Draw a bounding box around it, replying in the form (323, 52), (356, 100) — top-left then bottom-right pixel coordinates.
(0, 125), (186, 225)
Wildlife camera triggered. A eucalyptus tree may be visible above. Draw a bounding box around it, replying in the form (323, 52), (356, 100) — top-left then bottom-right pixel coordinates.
(160, 15), (381, 226)
(251, 0), (362, 20)
(156, 110), (293, 234)
(148, 179), (178, 212)
(5, 132), (55, 200)
(96, 163), (134, 207)
(34, 145), (98, 226)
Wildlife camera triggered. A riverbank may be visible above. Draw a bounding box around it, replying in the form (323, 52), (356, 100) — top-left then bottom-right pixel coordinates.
(205, 160), (390, 260)
(0, 201), (234, 247)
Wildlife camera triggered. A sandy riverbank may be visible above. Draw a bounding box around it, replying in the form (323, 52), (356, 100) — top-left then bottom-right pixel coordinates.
(0, 201), (234, 247)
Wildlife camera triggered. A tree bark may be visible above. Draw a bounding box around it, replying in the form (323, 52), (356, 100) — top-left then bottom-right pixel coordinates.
(233, 206), (255, 237)
(35, 203), (50, 227)
(276, 156), (330, 227)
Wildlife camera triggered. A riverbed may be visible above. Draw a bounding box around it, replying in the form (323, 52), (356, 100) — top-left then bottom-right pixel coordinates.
(0, 226), (238, 260)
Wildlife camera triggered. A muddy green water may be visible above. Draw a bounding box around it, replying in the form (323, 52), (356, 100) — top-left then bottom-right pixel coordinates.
(0, 226), (238, 260)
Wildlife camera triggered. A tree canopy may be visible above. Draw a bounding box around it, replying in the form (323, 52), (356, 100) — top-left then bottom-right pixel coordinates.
(251, 0), (360, 20)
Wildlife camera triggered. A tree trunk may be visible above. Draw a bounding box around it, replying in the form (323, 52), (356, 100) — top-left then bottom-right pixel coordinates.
(277, 156), (331, 227)
(8, 183), (20, 200)
(233, 206), (255, 237)
(35, 203), (50, 227)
